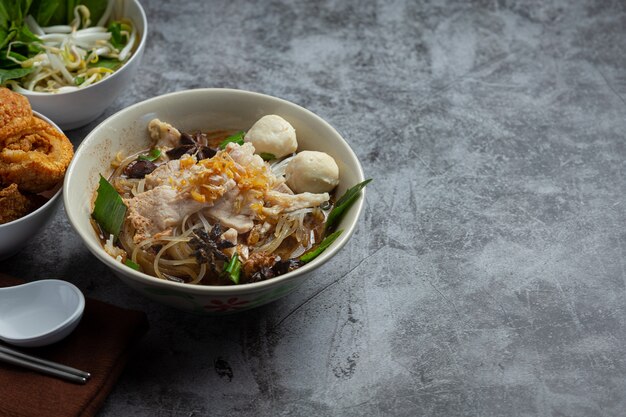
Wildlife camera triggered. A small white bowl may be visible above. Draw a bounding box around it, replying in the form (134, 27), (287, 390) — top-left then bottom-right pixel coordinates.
(0, 111), (65, 261)
(0, 279), (85, 347)
(64, 88), (366, 314)
(19, 0), (148, 130)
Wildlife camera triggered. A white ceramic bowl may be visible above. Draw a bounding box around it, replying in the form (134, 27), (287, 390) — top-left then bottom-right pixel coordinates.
(0, 280), (85, 347)
(64, 88), (366, 314)
(0, 111), (65, 261)
(19, 0), (148, 130)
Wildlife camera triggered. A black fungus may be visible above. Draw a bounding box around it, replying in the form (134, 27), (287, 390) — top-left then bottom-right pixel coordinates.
(247, 266), (276, 283)
(273, 259), (305, 276)
(124, 160), (158, 178)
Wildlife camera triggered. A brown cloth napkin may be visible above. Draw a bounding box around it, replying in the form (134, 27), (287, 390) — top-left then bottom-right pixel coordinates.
(0, 273), (149, 417)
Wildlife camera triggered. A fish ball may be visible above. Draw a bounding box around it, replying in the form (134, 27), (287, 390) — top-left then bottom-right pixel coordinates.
(244, 115), (297, 159)
(286, 151), (339, 194)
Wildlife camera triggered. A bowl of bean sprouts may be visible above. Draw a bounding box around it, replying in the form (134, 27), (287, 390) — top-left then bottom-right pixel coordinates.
(2, 0), (147, 130)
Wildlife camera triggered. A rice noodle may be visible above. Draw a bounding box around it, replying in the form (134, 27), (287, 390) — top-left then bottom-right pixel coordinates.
(104, 133), (329, 285)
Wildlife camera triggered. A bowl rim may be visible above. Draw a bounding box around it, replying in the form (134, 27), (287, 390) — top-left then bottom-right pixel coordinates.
(64, 88), (366, 295)
(15, 0), (148, 98)
(0, 110), (65, 230)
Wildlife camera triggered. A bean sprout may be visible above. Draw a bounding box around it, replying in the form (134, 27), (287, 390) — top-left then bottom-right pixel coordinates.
(4, 0), (136, 93)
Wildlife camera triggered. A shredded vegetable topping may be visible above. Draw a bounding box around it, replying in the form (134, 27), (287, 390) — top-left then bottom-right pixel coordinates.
(1, 0), (136, 93)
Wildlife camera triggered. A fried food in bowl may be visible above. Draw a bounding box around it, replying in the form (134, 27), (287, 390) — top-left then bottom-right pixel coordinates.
(0, 88), (73, 259)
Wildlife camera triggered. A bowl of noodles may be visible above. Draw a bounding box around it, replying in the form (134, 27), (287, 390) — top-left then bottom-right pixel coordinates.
(64, 88), (367, 314)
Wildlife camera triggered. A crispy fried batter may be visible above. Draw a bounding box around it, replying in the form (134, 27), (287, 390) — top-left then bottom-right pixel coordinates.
(0, 117), (74, 193)
(0, 183), (40, 224)
(0, 88), (32, 139)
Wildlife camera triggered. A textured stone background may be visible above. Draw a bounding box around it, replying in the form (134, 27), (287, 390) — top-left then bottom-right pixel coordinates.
(2, 0), (626, 415)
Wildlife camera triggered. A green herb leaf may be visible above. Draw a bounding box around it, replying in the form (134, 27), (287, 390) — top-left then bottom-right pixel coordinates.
(107, 21), (125, 49)
(29, 0), (61, 27)
(92, 174), (127, 238)
(0, 66), (35, 84)
(325, 179), (372, 232)
(138, 148), (161, 162)
(88, 57), (121, 70)
(124, 258), (141, 271)
(219, 131), (245, 149)
(300, 230), (343, 263)
(259, 152), (275, 161)
(80, 0), (107, 26)
(223, 253), (241, 284)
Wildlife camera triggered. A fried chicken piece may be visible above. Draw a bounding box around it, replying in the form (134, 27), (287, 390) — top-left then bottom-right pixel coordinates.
(0, 183), (44, 224)
(0, 88), (32, 139)
(0, 117), (74, 193)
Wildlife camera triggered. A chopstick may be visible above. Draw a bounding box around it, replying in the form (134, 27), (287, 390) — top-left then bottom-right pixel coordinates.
(0, 344), (90, 384)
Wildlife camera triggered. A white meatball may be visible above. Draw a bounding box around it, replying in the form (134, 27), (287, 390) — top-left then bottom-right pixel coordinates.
(285, 151), (340, 194)
(244, 115), (297, 159)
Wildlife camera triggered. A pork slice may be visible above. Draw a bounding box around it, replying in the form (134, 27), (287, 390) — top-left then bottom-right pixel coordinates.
(144, 159), (182, 189)
(205, 185), (255, 233)
(126, 186), (205, 243)
(225, 142), (265, 170)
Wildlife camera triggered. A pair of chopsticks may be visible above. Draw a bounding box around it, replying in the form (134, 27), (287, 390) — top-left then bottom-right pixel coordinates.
(0, 344), (90, 384)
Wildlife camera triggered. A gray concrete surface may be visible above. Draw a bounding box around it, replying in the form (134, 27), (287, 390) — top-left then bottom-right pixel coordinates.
(2, 0), (626, 415)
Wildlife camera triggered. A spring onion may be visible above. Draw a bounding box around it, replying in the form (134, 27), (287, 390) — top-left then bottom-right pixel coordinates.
(219, 131), (245, 149)
(223, 253), (242, 284)
(92, 174), (127, 239)
(259, 152), (275, 161)
(138, 148), (161, 162)
(300, 230), (343, 263)
(124, 258), (141, 271)
(325, 179), (372, 232)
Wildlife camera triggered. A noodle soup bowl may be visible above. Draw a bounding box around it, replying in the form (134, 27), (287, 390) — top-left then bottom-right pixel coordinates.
(64, 88), (366, 314)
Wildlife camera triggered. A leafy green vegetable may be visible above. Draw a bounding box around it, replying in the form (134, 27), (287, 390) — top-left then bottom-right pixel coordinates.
(88, 57), (122, 70)
(0, 0), (113, 89)
(219, 131), (245, 149)
(124, 259), (141, 271)
(28, 0), (61, 27)
(36, 0), (108, 27)
(223, 253), (242, 284)
(107, 21), (125, 49)
(92, 175), (127, 238)
(0, 66), (34, 83)
(300, 230), (343, 263)
(259, 152), (275, 161)
(138, 148), (161, 162)
(325, 179), (372, 232)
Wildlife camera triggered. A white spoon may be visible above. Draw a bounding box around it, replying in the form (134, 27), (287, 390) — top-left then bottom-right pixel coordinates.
(0, 280), (85, 347)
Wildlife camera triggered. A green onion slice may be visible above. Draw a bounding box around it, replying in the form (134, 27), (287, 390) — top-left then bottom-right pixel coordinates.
(92, 175), (127, 239)
(300, 230), (343, 263)
(219, 131), (245, 149)
(138, 148), (161, 162)
(259, 152), (275, 161)
(325, 179), (372, 232)
(223, 253), (242, 284)
(125, 259), (141, 271)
